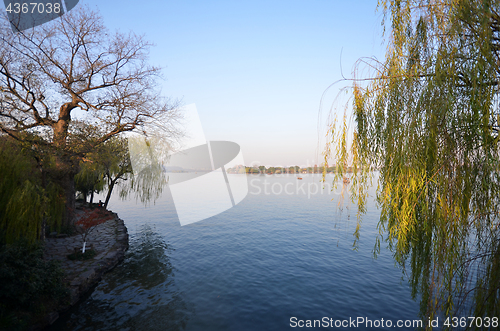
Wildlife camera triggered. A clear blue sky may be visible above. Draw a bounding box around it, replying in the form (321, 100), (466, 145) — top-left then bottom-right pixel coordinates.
(84, 0), (385, 167)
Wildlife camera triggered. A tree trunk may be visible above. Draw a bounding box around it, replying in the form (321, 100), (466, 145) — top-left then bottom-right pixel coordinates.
(104, 179), (116, 209)
(90, 189), (94, 207)
(58, 171), (76, 230)
(53, 106), (78, 229)
(40, 166), (47, 241)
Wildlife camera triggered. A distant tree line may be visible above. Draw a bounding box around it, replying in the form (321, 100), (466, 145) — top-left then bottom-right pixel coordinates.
(226, 165), (351, 174)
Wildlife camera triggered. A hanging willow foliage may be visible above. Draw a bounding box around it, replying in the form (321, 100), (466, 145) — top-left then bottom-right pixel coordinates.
(324, 0), (500, 326)
(0, 139), (64, 245)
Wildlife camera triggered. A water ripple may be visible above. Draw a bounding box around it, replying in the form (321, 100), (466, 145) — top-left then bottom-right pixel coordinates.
(50, 175), (420, 331)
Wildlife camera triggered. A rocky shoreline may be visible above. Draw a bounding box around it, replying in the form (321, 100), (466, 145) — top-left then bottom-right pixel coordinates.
(38, 209), (129, 330)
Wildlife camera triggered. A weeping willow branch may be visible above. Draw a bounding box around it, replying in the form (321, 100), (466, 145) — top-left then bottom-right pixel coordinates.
(323, 0), (500, 326)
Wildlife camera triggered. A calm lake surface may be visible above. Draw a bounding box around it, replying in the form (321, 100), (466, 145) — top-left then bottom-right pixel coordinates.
(50, 174), (421, 331)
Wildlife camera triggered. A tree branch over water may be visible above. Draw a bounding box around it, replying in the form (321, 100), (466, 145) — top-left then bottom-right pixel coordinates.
(323, 0), (500, 324)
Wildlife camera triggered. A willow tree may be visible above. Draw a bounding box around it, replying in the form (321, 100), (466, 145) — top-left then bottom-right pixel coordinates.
(0, 137), (64, 244)
(75, 155), (105, 207)
(0, 6), (177, 228)
(324, 0), (500, 325)
(75, 135), (132, 208)
(100, 136), (132, 208)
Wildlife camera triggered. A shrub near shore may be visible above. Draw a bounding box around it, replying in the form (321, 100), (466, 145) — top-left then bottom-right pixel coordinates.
(0, 241), (69, 330)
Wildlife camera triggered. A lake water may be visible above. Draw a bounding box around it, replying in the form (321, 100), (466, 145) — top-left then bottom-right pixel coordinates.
(50, 174), (422, 330)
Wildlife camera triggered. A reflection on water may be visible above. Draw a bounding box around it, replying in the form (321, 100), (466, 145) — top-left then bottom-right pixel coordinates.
(50, 175), (421, 331)
(50, 224), (192, 331)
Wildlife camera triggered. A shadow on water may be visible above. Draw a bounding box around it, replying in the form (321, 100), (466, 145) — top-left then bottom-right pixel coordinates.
(49, 223), (193, 331)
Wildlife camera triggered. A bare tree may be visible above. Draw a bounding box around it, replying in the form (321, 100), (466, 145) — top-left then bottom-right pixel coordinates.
(0, 7), (179, 227)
